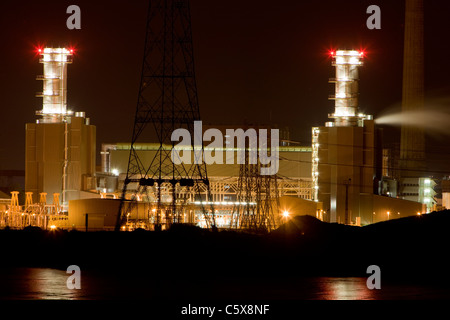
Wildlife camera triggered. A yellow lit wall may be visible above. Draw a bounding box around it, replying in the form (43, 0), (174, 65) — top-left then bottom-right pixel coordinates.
(25, 116), (96, 204)
(316, 120), (377, 224)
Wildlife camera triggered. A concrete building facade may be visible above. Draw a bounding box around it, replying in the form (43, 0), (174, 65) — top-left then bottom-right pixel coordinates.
(313, 119), (380, 225)
(25, 115), (97, 206)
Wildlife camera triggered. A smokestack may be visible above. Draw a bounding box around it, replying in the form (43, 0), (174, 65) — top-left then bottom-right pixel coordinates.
(327, 50), (372, 127)
(400, 0), (426, 176)
(36, 48), (74, 123)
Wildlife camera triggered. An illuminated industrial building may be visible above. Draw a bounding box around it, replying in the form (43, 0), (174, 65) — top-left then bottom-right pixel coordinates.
(376, 1), (436, 213)
(67, 49), (426, 230)
(441, 178), (450, 210)
(25, 48), (97, 210)
(75, 139), (318, 230)
(0, 46), (428, 231)
(0, 47), (319, 231)
(313, 50), (422, 225)
(396, 0), (437, 211)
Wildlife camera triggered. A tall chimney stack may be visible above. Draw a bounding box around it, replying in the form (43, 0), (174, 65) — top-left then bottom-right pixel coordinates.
(400, 0), (426, 177)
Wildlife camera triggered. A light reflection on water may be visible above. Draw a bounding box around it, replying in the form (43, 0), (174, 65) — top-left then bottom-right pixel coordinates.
(315, 277), (374, 300)
(0, 268), (449, 300)
(1, 268), (82, 300)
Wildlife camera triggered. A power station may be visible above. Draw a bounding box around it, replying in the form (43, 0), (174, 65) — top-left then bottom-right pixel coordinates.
(313, 50), (377, 225)
(0, 0), (439, 232)
(312, 50), (423, 225)
(26, 48), (96, 209)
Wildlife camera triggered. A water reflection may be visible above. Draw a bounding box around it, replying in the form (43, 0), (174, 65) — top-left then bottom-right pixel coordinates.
(1, 268), (449, 300)
(27, 268), (82, 300)
(315, 277), (374, 300)
(2, 268), (82, 300)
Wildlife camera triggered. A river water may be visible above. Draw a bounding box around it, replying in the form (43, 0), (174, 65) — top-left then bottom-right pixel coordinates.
(0, 268), (448, 300)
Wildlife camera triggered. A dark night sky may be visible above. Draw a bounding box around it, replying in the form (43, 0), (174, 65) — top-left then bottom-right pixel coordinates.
(1, 0), (450, 174)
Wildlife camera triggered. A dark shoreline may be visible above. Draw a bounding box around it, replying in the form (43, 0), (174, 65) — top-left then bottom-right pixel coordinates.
(1, 211), (449, 286)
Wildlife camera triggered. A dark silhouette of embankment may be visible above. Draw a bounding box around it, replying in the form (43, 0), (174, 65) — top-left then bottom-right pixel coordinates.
(1, 211), (449, 285)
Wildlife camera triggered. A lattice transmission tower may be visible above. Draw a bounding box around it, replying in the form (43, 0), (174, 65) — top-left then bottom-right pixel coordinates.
(230, 141), (280, 233)
(116, 0), (214, 231)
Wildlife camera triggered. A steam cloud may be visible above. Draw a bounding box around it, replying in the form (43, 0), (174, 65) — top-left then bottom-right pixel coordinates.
(375, 106), (450, 135)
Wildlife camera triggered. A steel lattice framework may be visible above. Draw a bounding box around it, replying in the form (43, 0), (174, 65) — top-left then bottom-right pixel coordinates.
(116, 0), (214, 231)
(230, 153), (280, 233)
